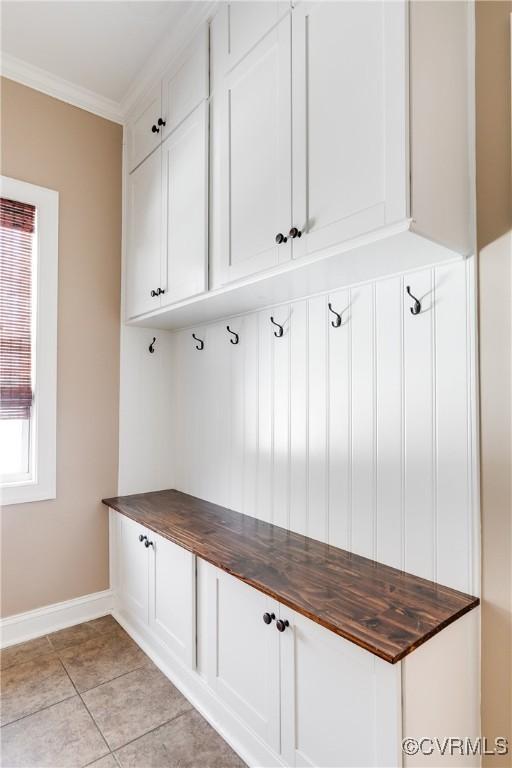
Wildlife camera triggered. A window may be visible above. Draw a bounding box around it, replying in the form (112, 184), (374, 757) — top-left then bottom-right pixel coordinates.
(0, 177), (58, 505)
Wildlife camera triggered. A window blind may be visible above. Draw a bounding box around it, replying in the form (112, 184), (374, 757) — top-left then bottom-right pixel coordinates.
(0, 197), (35, 420)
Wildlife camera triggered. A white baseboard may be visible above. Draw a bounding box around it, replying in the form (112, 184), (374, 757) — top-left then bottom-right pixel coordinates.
(0, 589), (114, 648)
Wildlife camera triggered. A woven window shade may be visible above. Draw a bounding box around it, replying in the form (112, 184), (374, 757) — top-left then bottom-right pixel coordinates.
(0, 197), (35, 420)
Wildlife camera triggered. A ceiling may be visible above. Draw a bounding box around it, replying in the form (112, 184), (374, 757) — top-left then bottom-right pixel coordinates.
(0, 1), (205, 104)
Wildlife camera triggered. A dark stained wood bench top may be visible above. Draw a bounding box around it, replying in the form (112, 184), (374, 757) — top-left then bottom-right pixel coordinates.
(103, 489), (479, 664)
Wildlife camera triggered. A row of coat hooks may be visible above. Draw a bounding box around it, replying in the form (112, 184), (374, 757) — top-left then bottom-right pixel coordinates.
(149, 286), (422, 352)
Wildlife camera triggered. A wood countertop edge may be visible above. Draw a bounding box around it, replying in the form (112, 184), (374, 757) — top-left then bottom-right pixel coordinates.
(103, 495), (480, 665)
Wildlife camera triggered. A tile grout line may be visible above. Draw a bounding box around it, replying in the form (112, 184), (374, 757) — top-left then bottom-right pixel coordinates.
(0, 692), (77, 730)
(111, 707), (194, 756)
(57, 654), (113, 759)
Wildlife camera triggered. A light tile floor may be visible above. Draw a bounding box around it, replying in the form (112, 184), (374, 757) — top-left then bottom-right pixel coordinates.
(0, 616), (244, 768)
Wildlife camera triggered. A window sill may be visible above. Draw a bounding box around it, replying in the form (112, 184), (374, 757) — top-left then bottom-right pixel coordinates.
(1, 478), (56, 506)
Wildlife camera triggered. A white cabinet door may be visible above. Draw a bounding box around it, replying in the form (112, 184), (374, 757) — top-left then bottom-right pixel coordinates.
(206, 566), (280, 752)
(126, 82), (162, 172)
(125, 147), (163, 319)
(210, 9), (292, 287)
(211, 2), (289, 78)
(161, 25), (209, 140)
(117, 514), (150, 627)
(161, 103), (208, 306)
(149, 532), (196, 668)
(280, 610), (401, 767)
(291, 1), (408, 261)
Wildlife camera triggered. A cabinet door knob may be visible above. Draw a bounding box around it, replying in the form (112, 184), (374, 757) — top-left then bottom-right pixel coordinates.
(157, 118), (166, 127)
(157, 288), (166, 296)
(144, 539), (154, 548)
(151, 124), (160, 134)
(275, 233), (287, 244)
(151, 289), (158, 297)
(288, 227), (302, 239)
(139, 534), (147, 543)
(276, 618), (289, 633)
(263, 612), (276, 625)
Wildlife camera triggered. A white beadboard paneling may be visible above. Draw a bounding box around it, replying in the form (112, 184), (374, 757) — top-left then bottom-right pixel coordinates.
(242, 314), (259, 518)
(118, 325), (174, 495)
(434, 262), (470, 591)
(257, 312), (274, 523)
(350, 284), (376, 560)
(170, 260), (476, 594)
(327, 288), (351, 550)
(307, 297), (329, 543)
(273, 307), (291, 529)
(375, 277), (403, 569)
(289, 301), (308, 536)
(403, 270), (435, 581)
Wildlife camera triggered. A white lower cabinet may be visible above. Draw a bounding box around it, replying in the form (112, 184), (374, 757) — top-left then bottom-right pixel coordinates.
(205, 568), (281, 753)
(112, 511), (477, 768)
(279, 612), (400, 768)
(117, 513), (150, 626)
(115, 513), (196, 668)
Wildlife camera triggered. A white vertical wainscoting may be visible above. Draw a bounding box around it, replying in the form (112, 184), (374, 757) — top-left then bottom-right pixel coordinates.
(171, 258), (477, 594)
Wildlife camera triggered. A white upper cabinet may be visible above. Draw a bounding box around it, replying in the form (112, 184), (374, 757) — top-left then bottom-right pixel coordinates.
(211, 0), (408, 288)
(161, 103), (208, 306)
(125, 147), (162, 318)
(210, 5), (293, 287)
(161, 26), (209, 139)
(127, 28), (209, 175)
(291, 1), (408, 261)
(126, 82), (162, 173)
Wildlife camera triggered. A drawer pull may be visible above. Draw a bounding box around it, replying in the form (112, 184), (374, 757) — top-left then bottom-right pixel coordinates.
(263, 612), (275, 625)
(276, 619), (289, 633)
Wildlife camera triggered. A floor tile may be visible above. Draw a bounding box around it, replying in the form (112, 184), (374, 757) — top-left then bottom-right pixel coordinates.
(85, 754), (118, 768)
(82, 665), (192, 750)
(58, 629), (147, 692)
(0, 655), (76, 726)
(0, 636), (55, 671)
(48, 615), (121, 652)
(0, 695), (109, 767)
(115, 710), (244, 768)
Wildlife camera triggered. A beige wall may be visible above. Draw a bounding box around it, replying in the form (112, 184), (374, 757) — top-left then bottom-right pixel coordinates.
(0, 78), (122, 617)
(475, 1), (512, 760)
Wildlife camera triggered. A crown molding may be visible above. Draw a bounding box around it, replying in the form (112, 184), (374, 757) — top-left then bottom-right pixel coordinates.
(121, 1), (218, 118)
(0, 53), (124, 124)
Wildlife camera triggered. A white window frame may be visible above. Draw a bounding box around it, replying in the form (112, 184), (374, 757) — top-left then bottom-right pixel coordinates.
(0, 176), (58, 505)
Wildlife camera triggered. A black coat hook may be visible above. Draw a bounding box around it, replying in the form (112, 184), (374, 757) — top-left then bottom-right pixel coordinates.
(406, 285), (421, 315)
(226, 326), (239, 345)
(192, 333), (204, 350)
(149, 337), (156, 354)
(328, 303), (342, 328)
(270, 316), (284, 338)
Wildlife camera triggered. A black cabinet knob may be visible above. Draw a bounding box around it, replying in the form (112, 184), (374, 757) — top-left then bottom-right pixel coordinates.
(139, 534), (147, 543)
(151, 124), (159, 134)
(289, 227), (302, 239)
(157, 118), (166, 127)
(151, 289), (158, 297)
(275, 233), (287, 244)
(276, 618), (289, 633)
(263, 612), (276, 625)
(144, 539), (154, 548)
(157, 288), (165, 296)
